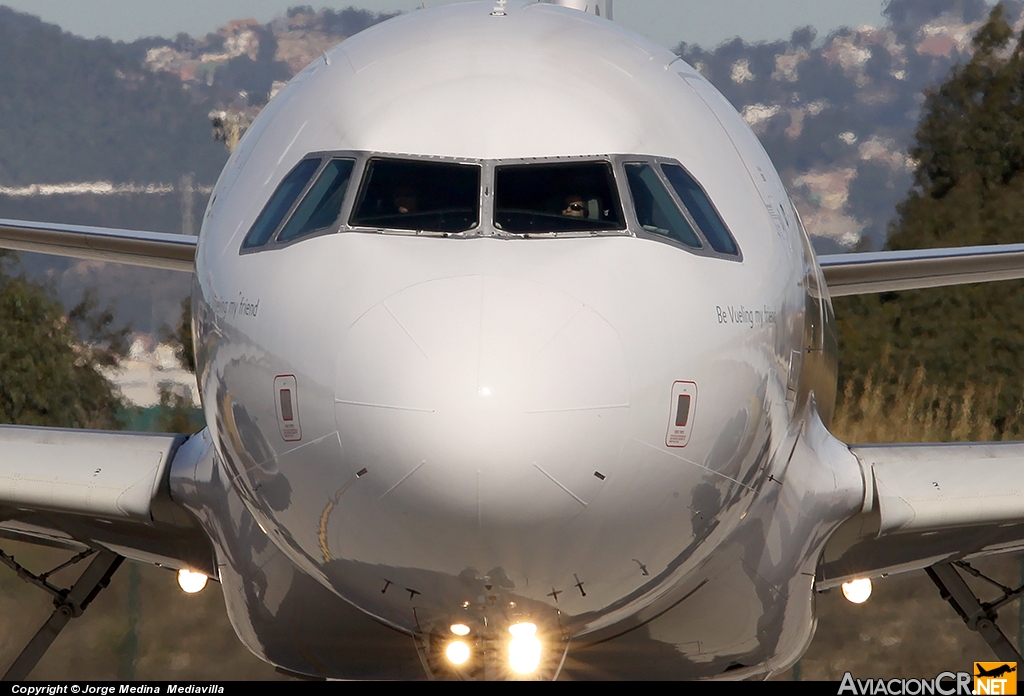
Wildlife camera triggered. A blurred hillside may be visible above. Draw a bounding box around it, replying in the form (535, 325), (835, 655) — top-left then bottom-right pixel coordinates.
(0, 5), (396, 332)
(679, 0), (1019, 252)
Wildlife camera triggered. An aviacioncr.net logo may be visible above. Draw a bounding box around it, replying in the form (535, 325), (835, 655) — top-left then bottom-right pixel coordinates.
(838, 671), (973, 695)
(974, 663), (1017, 695)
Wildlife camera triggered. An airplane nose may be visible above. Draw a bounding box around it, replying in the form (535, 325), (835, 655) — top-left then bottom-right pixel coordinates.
(333, 274), (630, 544)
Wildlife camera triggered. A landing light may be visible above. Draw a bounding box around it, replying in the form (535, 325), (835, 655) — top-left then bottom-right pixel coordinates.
(446, 640), (471, 666)
(177, 569), (208, 594)
(841, 577), (872, 604)
(508, 622), (541, 674)
(450, 623), (471, 636)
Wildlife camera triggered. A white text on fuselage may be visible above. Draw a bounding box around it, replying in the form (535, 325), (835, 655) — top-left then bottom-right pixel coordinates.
(213, 292), (260, 319)
(716, 305), (777, 329)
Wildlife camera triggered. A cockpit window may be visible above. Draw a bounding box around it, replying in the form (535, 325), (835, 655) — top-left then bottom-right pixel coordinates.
(623, 163), (702, 248)
(350, 158), (480, 233)
(661, 164), (738, 256)
(242, 158), (321, 249)
(236, 152), (741, 259)
(277, 158), (356, 243)
(493, 162), (624, 233)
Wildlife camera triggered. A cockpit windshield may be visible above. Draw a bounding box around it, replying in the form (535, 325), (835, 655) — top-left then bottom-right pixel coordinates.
(240, 152), (741, 261)
(350, 158), (480, 233)
(494, 161), (625, 233)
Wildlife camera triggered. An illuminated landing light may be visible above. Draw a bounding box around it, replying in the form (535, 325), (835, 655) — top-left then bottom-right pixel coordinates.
(446, 640), (471, 666)
(841, 578), (872, 604)
(508, 623), (542, 675)
(177, 569), (208, 594)
(509, 622), (536, 638)
(450, 623), (471, 637)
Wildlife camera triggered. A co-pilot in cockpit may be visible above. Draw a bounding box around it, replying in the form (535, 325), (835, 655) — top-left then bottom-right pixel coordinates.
(561, 195), (587, 218)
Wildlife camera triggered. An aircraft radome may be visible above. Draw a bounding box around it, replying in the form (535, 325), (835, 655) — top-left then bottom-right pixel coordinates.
(4, 0), (1024, 681)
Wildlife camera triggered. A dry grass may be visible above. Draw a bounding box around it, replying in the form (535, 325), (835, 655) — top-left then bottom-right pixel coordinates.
(831, 358), (1024, 444)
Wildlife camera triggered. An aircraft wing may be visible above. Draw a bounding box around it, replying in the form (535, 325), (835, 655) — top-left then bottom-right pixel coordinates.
(818, 441), (1024, 589)
(0, 221), (202, 557)
(0, 425), (215, 576)
(819, 243), (1024, 296)
(0, 218), (196, 272)
(6, 219), (1024, 287)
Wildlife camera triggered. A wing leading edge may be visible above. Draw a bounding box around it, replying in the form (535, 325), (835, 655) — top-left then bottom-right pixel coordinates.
(819, 243), (1024, 297)
(0, 219), (195, 272)
(4, 218), (1024, 289)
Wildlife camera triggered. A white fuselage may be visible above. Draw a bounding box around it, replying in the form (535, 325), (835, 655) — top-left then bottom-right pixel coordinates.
(185, 2), (857, 679)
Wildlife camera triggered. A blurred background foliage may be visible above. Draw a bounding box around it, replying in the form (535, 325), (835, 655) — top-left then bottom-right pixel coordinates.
(836, 3), (1024, 440)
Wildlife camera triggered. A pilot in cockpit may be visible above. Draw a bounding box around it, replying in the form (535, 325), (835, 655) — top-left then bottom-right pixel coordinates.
(562, 194), (587, 218)
(393, 187), (418, 215)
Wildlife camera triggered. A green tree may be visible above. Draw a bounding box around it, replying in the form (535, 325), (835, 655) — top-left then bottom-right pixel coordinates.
(156, 296), (204, 434)
(906, 4), (1024, 202)
(836, 3), (1024, 435)
(0, 254), (128, 429)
